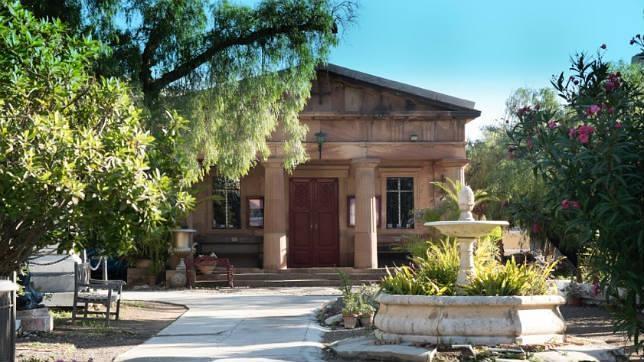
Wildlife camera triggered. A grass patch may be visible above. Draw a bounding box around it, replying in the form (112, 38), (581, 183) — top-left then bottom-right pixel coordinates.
(122, 300), (146, 308)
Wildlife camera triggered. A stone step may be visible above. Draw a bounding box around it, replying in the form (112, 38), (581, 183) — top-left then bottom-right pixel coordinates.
(194, 278), (381, 288)
(192, 267), (386, 288)
(232, 267), (387, 274)
(196, 272), (385, 281)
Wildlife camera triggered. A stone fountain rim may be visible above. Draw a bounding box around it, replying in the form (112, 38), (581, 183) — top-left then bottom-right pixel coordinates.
(376, 293), (565, 306)
(424, 220), (510, 226)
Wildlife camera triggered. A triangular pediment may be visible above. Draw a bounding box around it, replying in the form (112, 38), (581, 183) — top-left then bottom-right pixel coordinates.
(302, 64), (480, 118)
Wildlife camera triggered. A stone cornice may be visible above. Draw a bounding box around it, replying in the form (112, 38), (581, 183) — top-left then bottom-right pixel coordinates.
(299, 110), (480, 121)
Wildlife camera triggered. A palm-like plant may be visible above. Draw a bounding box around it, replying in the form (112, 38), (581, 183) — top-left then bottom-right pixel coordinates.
(424, 178), (494, 222)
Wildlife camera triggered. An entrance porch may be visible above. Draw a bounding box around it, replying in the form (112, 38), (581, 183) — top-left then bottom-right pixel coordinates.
(190, 157), (468, 270)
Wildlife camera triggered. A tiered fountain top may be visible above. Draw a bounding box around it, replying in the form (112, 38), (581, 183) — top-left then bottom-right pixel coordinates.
(424, 185), (508, 238)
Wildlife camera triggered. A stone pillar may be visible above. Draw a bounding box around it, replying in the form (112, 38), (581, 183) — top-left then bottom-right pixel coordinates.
(436, 159), (468, 185)
(352, 158), (379, 269)
(263, 158), (287, 270)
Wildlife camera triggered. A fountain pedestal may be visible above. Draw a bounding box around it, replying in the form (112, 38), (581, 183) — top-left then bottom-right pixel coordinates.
(457, 238), (475, 285)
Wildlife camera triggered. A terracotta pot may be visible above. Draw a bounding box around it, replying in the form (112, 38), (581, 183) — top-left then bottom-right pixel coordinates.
(196, 264), (217, 275)
(135, 259), (152, 269)
(343, 315), (358, 329)
(359, 314), (374, 328)
(567, 296), (582, 306)
(146, 274), (157, 286)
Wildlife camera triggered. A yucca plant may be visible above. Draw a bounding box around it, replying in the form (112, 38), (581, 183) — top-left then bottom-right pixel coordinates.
(464, 258), (560, 296)
(412, 239), (460, 295)
(380, 265), (448, 296)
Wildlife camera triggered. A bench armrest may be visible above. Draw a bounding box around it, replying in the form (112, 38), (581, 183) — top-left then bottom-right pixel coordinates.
(88, 279), (126, 290)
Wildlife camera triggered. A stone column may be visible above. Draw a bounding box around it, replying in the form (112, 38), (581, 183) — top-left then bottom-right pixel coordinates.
(352, 158), (379, 269)
(263, 158), (287, 270)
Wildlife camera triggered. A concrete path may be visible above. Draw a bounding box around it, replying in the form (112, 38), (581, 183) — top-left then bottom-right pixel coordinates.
(115, 288), (338, 362)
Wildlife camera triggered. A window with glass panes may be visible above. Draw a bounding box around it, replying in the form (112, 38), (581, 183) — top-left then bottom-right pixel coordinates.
(212, 177), (241, 229)
(386, 177), (414, 229)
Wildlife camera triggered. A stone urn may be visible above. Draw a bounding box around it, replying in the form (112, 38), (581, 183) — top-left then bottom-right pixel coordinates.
(169, 228), (196, 287)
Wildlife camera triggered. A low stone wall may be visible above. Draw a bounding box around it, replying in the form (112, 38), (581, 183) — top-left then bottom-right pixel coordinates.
(374, 294), (566, 345)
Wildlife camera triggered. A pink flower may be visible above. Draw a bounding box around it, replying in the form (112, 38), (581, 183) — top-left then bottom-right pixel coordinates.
(586, 104), (601, 117)
(604, 73), (621, 92)
(615, 121), (623, 129)
(570, 201), (580, 209)
(568, 128), (577, 139)
(517, 106), (532, 117)
(547, 119), (558, 129)
(561, 199), (570, 209)
(575, 124), (595, 144)
(578, 124), (595, 135)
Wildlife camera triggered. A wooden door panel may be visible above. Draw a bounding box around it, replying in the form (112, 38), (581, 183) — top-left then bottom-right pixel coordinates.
(288, 177), (339, 267)
(289, 179), (313, 267)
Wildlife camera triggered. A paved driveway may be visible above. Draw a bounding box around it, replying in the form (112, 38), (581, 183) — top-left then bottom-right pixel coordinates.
(115, 288), (338, 362)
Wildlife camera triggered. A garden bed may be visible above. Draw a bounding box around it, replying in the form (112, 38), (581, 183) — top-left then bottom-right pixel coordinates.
(15, 301), (186, 362)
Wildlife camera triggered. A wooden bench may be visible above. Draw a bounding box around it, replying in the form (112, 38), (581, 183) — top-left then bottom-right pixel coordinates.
(195, 234), (262, 268)
(71, 262), (125, 326)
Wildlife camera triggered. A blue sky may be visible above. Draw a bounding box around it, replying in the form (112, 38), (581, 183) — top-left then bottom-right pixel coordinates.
(327, 0), (643, 139)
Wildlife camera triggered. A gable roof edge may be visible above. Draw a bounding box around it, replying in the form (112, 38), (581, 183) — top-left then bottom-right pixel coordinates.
(320, 63), (479, 113)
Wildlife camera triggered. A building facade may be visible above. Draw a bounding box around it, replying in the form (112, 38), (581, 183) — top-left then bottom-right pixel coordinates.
(189, 64), (480, 270)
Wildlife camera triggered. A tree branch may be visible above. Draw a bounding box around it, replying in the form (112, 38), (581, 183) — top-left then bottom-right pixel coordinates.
(146, 20), (324, 94)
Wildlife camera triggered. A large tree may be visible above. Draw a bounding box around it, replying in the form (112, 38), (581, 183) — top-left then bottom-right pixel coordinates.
(22, 0), (356, 180)
(0, 2), (180, 275)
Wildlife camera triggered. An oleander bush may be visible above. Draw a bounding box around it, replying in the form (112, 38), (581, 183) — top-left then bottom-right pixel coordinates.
(506, 38), (644, 346)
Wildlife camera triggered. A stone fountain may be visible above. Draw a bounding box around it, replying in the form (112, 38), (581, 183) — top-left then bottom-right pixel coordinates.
(427, 185), (508, 285)
(374, 186), (566, 345)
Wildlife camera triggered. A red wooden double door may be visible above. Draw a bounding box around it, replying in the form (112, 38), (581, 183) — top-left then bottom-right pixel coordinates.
(289, 178), (339, 267)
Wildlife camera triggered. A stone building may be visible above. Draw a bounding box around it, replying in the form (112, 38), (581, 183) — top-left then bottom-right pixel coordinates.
(189, 64), (480, 269)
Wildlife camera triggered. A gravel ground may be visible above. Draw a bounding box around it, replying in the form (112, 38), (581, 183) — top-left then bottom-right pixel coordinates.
(15, 301), (186, 362)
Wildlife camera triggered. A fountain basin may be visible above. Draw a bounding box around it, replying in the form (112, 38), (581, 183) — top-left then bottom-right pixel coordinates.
(374, 293), (566, 345)
(424, 220), (509, 238)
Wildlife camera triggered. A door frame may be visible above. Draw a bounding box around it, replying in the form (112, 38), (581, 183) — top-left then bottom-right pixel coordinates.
(287, 177), (340, 268)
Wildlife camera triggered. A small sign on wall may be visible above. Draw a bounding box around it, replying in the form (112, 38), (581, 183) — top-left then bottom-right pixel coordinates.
(248, 197), (264, 228)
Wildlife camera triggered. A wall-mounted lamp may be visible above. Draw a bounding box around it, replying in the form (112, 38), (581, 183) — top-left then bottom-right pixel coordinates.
(315, 131), (327, 159)
(409, 133), (419, 142)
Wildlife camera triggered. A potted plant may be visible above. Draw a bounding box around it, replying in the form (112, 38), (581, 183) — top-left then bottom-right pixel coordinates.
(565, 281), (584, 306)
(358, 301), (376, 328)
(342, 294), (359, 329)
(194, 255), (218, 275)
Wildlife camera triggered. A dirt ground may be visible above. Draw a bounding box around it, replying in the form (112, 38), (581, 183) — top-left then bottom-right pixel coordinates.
(323, 303), (642, 361)
(15, 301), (186, 362)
